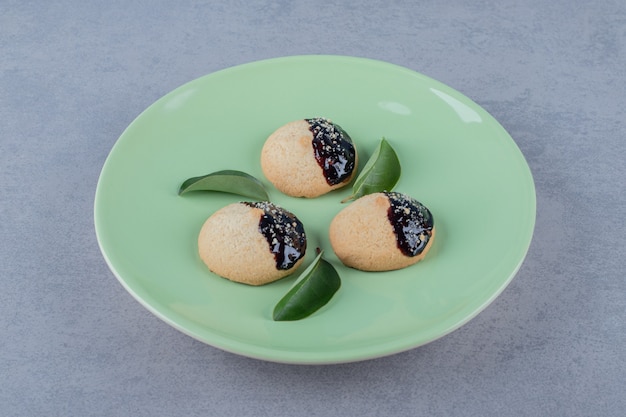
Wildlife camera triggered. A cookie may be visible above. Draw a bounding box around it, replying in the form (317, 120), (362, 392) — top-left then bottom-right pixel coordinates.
(198, 201), (307, 285)
(329, 192), (435, 271)
(261, 118), (357, 198)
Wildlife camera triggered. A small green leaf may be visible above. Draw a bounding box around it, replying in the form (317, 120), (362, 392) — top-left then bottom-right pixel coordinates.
(178, 169), (269, 200)
(342, 138), (401, 203)
(273, 250), (341, 321)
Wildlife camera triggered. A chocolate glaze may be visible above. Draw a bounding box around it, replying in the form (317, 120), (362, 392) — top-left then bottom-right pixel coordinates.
(384, 191), (434, 257)
(243, 202), (306, 270)
(306, 117), (356, 186)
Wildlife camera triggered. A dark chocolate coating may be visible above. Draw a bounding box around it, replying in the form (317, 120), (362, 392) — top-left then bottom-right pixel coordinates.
(243, 202), (307, 270)
(306, 118), (356, 186)
(384, 192), (434, 257)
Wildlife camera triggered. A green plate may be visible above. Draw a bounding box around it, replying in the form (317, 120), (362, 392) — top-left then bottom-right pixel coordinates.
(94, 55), (536, 364)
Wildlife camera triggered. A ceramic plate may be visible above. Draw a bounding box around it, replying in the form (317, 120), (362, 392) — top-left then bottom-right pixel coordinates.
(95, 55), (535, 364)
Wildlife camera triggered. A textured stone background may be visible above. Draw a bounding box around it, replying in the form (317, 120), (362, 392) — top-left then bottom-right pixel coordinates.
(1, 1), (624, 416)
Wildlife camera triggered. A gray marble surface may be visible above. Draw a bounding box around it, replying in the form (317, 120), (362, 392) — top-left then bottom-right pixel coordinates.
(1, 1), (624, 416)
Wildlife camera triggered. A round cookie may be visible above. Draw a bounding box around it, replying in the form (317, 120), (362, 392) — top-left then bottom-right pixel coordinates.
(329, 192), (435, 271)
(261, 117), (358, 198)
(198, 201), (307, 285)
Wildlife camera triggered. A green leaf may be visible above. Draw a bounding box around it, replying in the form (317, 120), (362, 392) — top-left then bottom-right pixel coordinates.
(178, 169), (269, 200)
(342, 138), (401, 203)
(273, 250), (341, 321)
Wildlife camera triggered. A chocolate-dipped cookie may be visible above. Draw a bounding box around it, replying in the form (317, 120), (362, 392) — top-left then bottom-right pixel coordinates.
(329, 192), (435, 271)
(198, 201), (307, 285)
(261, 118), (357, 198)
